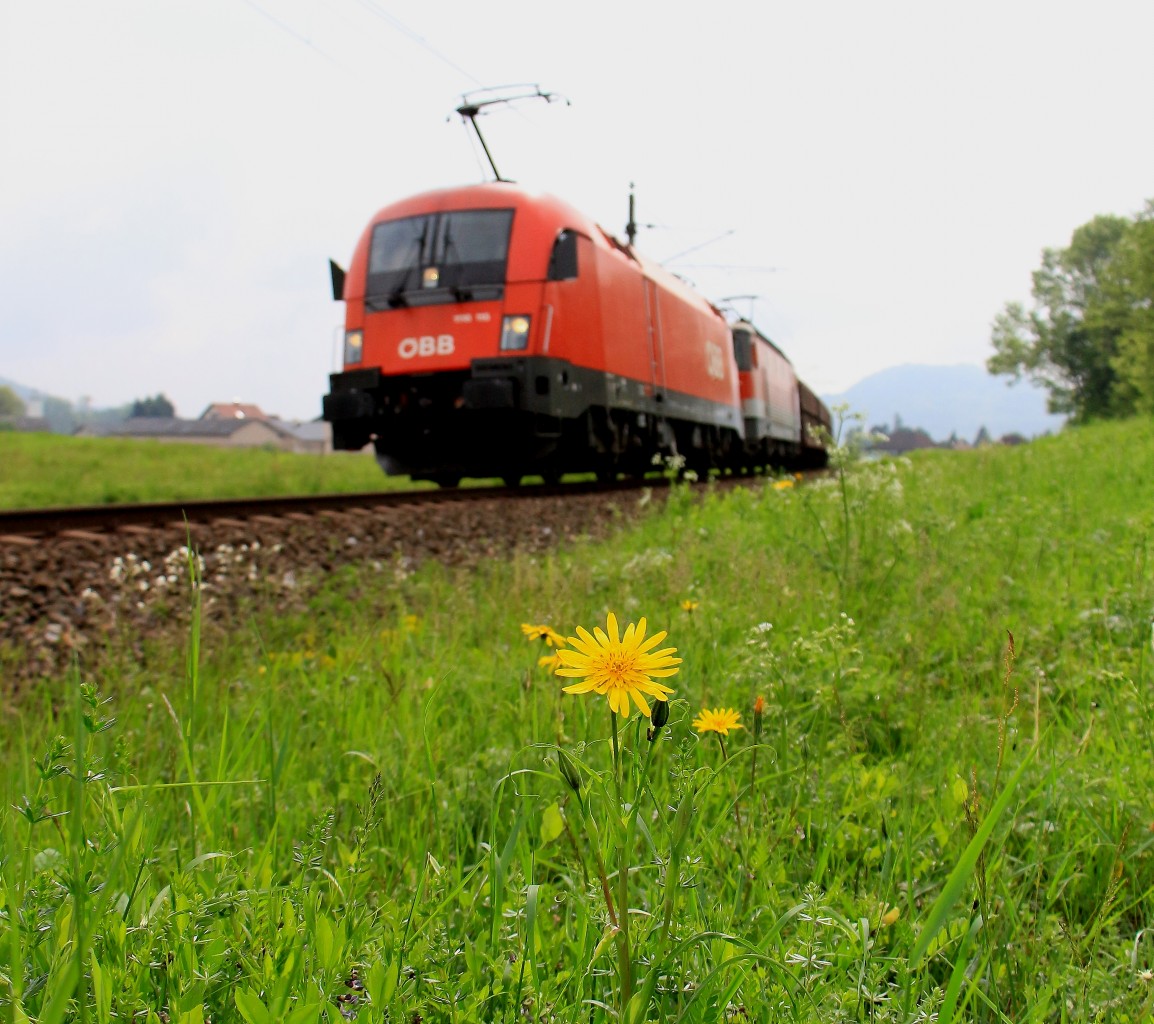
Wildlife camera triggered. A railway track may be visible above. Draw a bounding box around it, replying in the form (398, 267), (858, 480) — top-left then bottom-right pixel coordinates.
(1, 479), (678, 685)
(0, 479), (647, 543)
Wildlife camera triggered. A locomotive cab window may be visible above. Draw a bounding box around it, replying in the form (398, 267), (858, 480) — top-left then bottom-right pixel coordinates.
(365, 208), (514, 308)
(547, 229), (579, 281)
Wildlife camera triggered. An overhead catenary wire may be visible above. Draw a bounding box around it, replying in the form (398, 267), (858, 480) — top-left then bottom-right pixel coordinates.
(349, 0), (486, 87)
(235, 0), (488, 90)
(236, 0), (349, 73)
(660, 229), (736, 266)
(674, 264), (780, 272)
(234, 0), (531, 179)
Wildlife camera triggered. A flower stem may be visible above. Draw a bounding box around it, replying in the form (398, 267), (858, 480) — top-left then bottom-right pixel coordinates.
(610, 710), (622, 803)
(573, 796), (618, 928)
(609, 709), (634, 1013)
(716, 733), (744, 833)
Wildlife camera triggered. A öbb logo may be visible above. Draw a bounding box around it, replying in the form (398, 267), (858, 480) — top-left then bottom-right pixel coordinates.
(705, 342), (725, 380)
(398, 335), (455, 359)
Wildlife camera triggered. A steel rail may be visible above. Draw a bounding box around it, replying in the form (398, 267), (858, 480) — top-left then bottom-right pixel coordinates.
(0, 479), (657, 538)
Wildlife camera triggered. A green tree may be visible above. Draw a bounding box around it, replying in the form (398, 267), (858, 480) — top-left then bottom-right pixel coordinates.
(0, 385), (27, 418)
(129, 393), (176, 418)
(1103, 205), (1154, 414)
(988, 214), (1130, 421)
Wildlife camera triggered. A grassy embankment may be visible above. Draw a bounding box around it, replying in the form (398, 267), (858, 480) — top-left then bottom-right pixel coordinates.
(3, 417), (1154, 1022)
(0, 433), (407, 508)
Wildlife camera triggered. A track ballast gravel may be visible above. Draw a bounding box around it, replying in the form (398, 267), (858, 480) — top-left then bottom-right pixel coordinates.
(1, 489), (660, 686)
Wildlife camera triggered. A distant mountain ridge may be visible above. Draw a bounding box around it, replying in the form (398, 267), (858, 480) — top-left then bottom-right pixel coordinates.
(821, 364), (1065, 442)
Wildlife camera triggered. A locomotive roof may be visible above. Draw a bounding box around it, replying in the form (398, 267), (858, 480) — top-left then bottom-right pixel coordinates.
(363, 182), (726, 323)
(732, 319), (792, 364)
(366, 182), (600, 237)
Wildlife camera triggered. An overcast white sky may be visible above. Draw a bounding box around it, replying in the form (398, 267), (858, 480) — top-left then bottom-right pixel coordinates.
(1, 0), (1151, 421)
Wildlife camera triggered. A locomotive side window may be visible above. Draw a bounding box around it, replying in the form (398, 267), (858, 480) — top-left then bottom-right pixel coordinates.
(732, 328), (754, 372)
(547, 230), (579, 281)
(366, 209), (514, 308)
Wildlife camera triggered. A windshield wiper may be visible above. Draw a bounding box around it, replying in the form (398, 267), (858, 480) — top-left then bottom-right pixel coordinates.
(439, 224), (475, 301)
(375, 226), (428, 308)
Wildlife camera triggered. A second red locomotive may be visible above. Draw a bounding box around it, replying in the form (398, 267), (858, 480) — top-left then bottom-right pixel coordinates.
(323, 182), (828, 485)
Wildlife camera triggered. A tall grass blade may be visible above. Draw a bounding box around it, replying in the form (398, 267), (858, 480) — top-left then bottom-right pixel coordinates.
(910, 743), (1036, 969)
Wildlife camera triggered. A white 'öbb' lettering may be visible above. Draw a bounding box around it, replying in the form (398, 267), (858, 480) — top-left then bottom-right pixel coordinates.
(398, 335), (455, 359)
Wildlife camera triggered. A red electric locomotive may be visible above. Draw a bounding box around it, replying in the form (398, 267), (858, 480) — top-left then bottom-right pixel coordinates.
(731, 320), (830, 469)
(322, 181), (827, 484)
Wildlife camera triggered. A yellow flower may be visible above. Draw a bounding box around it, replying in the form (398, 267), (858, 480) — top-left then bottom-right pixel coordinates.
(556, 612), (680, 718)
(881, 906), (901, 927)
(521, 623), (566, 647)
(538, 652), (562, 671)
(772, 479), (794, 491)
(680, 599), (699, 612)
(692, 707), (743, 735)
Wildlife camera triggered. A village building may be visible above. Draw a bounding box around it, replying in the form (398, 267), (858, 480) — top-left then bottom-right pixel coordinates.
(74, 403), (332, 454)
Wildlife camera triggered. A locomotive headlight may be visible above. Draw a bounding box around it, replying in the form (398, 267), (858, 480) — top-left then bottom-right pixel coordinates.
(499, 315), (531, 351)
(343, 329), (364, 365)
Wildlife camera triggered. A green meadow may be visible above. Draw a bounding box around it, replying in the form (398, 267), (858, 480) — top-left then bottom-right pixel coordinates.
(0, 434), (404, 509)
(3, 417), (1154, 1022)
